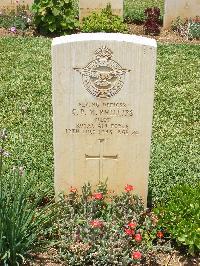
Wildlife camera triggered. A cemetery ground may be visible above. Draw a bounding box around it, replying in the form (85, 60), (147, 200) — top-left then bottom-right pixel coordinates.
(0, 36), (199, 265)
(0, 1), (200, 265)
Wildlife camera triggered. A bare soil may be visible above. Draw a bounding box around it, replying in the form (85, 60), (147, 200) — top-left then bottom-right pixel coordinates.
(0, 24), (200, 45)
(127, 24), (200, 44)
(25, 249), (200, 266)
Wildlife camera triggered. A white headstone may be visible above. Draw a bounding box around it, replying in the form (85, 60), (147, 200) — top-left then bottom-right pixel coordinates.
(52, 33), (157, 205)
(164, 0), (200, 28)
(79, 0), (123, 21)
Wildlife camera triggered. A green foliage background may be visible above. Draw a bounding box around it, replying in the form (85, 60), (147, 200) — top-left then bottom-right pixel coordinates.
(71, 0), (165, 22)
(32, 0), (78, 34)
(0, 37), (199, 203)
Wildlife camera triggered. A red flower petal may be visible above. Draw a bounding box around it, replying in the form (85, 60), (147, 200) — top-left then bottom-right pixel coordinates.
(157, 231), (164, 238)
(125, 228), (134, 236)
(132, 251), (142, 260)
(128, 222), (137, 229)
(134, 233), (142, 242)
(92, 192), (103, 200)
(90, 220), (103, 228)
(125, 184), (135, 192)
(70, 187), (77, 193)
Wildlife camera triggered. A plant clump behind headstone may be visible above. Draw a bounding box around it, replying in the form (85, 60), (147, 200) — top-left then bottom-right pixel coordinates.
(144, 7), (161, 36)
(81, 4), (127, 33)
(31, 0), (79, 35)
(171, 16), (200, 40)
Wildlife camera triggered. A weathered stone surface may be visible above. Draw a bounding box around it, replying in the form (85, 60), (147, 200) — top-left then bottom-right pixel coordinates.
(79, 0), (123, 21)
(164, 0), (200, 28)
(52, 33), (157, 205)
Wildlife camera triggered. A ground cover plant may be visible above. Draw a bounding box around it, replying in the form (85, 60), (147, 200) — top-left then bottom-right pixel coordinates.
(51, 182), (168, 265)
(155, 183), (200, 255)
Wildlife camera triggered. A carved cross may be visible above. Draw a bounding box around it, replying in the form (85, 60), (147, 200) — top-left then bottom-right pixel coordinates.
(85, 138), (118, 180)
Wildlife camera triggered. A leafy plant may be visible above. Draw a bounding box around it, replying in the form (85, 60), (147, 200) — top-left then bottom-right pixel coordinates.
(72, 0), (79, 17)
(188, 17), (200, 40)
(171, 16), (200, 40)
(82, 4), (127, 33)
(144, 7), (161, 35)
(50, 182), (168, 265)
(171, 16), (190, 39)
(31, 0), (79, 34)
(0, 129), (54, 265)
(155, 183), (200, 255)
(0, 5), (32, 31)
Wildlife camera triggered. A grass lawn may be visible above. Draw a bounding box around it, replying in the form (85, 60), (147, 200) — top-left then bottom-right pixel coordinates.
(0, 37), (199, 203)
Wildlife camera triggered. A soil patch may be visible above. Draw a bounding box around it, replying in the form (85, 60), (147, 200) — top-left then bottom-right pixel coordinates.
(0, 24), (200, 45)
(127, 24), (200, 44)
(25, 249), (200, 266)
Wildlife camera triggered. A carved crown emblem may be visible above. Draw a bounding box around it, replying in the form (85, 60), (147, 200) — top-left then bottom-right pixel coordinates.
(74, 46), (130, 99)
(95, 46), (113, 61)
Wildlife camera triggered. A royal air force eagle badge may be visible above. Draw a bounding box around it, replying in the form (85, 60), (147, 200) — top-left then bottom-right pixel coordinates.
(74, 46), (131, 99)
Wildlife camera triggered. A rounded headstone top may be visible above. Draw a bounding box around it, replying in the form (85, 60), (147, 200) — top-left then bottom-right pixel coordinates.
(52, 33), (157, 48)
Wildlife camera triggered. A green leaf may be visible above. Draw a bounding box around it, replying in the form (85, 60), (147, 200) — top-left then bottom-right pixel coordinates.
(52, 8), (60, 16)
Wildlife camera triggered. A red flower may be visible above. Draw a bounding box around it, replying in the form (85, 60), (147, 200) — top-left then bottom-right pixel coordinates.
(90, 220), (103, 228)
(128, 222), (137, 229)
(125, 228), (134, 236)
(125, 184), (135, 192)
(157, 231), (164, 238)
(92, 192), (103, 200)
(132, 251), (142, 260)
(70, 187), (77, 193)
(134, 233), (142, 242)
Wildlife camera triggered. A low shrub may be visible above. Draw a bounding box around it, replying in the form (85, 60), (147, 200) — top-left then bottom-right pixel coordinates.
(51, 182), (168, 265)
(188, 17), (200, 40)
(0, 4), (32, 32)
(171, 16), (200, 40)
(155, 183), (200, 255)
(31, 0), (79, 34)
(171, 16), (189, 38)
(144, 7), (161, 35)
(82, 4), (127, 33)
(0, 129), (54, 265)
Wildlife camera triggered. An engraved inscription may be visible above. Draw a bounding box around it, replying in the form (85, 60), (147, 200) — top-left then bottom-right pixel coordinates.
(74, 46), (131, 99)
(66, 101), (139, 136)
